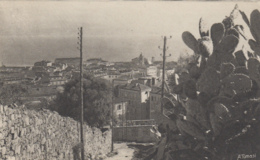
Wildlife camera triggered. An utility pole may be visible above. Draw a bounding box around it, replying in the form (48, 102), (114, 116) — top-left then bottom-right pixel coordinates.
(159, 36), (171, 113)
(78, 27), (85, 160)
(111, 80), (114, 152)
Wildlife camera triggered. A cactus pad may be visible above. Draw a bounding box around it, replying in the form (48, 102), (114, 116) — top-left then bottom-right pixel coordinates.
(239, 10), (250, 27)
(178, 71), (191, 83)
(221, 73), (252, 97)
(222, 17), (234, 30)
(195, 108), (211, 131)
(184, 98), (201, 117)
(206, 52), (220, 69)
(254, 103), (260, 120)
(216, 35), (239, 54)
(207, 96), (236, 111)
(247, 58), (260, 87)
(250, 9), (260, 42)
(197, 67), (221, 97)
(210, 23), (225, 47)
(199, 56), (207, 73)
(184, 99), (211, 130)
(199, 17), (209, 37)
(209, 113), (222, 136)
(198, 92), (211, 106)
(214, 103), (232, 120)
(182, 31), (198, 53)
(220, 63), (235, 79)
(176, 119), (205, 141)
(227, 28), (239, 39)
(248, 39), (258, 51)
(206, 35), (239, 69)
(172, 83), (183, 94)
(235, 50), (247, 66)
(234, 66), (249, 75)
(248, 39), (260, 57)
(183, 80), (197, 99)
(198, 36), (213, 57)
(187, 62), (200, 79)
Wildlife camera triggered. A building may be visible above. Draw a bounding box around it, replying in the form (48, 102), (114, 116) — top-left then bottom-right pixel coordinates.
(49, 76), (68, 86)
(131, 53), (148, 66)
(34, 60), (52, 67)
(113, 98), (128, 126)
(119, 69), (132, 76)
(2, 78), (24, 85)
(0, 66), (30, 73)
(133, 77), (158, 87)
(53, 63), (68, 72)
(119, 82), (151, 120)
(146, 65), (158, 77)
(150, 87), (162, 119)
(101, 72), (121, 83)
(93, 71), (107, 78)
(113, 78), (132, 87)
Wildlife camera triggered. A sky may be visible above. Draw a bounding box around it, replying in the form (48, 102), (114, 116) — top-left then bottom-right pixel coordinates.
(0, 1), (259, 66)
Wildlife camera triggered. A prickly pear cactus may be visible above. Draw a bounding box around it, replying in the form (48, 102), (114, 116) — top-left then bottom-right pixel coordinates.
(198, 36), (213, 57)
(176, 118), (206, 141)
(234, 66), (249, 75)
(234, 50), (247, 66)
(220, 63), (235, 79)
(211, 23), (225, 47)
(240, 9), (260, 56)
(221, 73), (252, 97)
(199, 17), (209, 37)
(197, 67), (221, 97)
(153, 6), (260, 160)
(182, 31), (198, 53)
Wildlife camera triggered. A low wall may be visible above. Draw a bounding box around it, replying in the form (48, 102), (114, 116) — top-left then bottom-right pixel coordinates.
(113, 126), (157, 143)
(0, 105), (111, 160)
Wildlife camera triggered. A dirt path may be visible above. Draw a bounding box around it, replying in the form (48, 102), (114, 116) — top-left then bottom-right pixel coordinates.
(105, 142), (155, 160)
(105, 143), (135, 160)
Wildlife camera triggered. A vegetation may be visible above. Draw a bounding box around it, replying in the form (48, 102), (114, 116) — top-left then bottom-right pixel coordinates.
(150, 6), (260, 160)
(0, 83), (29, 105)
(50, 74), (112, 128)
(168, 54), (197, 89)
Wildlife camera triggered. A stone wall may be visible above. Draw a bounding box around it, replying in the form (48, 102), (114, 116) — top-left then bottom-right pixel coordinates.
(0, 105), (111, 160)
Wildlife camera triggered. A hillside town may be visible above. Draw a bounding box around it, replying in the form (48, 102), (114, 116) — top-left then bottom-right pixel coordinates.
(0, 53), (176, 124)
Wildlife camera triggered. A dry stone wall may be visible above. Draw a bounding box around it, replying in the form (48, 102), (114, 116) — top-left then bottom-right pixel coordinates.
(0, 105), (111, 160)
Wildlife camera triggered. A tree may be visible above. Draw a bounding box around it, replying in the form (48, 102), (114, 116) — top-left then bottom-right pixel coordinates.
(51, 74), (112, 128)
(0, 83), (29, 105)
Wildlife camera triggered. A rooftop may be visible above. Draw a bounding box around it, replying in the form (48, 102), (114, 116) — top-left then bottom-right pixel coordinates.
(114, 98), (128, 104)
(121, 83), (151, 91)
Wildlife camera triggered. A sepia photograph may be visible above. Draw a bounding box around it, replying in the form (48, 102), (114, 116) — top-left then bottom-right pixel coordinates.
(0, 1), (260, 160)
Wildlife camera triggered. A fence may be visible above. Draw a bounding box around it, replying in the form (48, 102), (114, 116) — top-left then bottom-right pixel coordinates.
(113, 119), (157, 143)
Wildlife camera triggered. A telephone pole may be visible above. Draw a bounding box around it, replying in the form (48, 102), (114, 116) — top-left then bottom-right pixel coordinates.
(111, 80), (114, 152)
(78, 27), (85, 160)
(159, 36), (171, 113)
